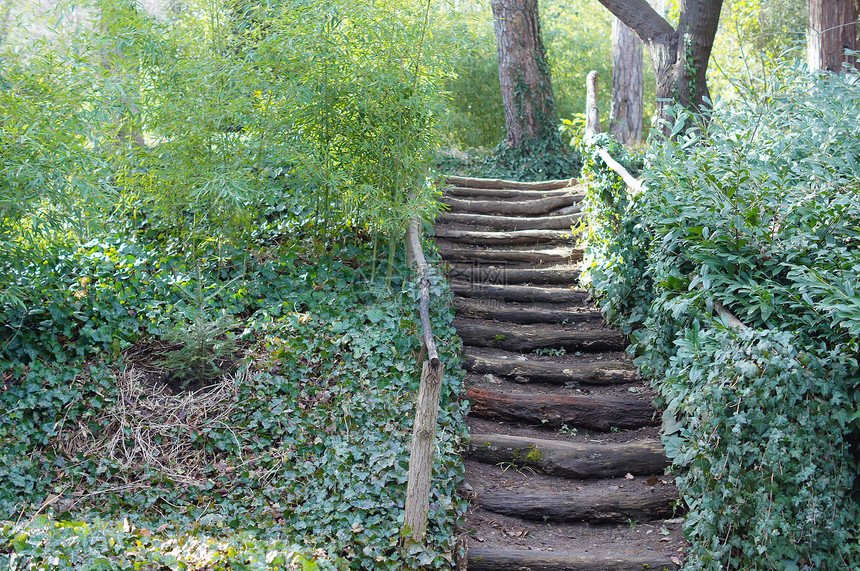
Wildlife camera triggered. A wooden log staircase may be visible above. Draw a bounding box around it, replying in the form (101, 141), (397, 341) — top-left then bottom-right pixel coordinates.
(435, 175), (685, 571)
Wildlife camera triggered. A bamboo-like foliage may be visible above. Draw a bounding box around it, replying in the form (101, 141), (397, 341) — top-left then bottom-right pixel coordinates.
(0, 0), (454, 268)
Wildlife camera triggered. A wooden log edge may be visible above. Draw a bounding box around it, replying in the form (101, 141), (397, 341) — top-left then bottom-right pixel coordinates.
(467, 548), (679, 571)
(468, 433), (669, 479)
(444, 174), (578, 190)
(465, 388), (658, 430)
(478, 485), (679, 523)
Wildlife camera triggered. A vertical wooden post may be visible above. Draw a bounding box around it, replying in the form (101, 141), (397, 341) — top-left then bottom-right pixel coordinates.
(403, 218), (444, 543)
(586, 70), (602, 137)
(403, 358), (444, 541)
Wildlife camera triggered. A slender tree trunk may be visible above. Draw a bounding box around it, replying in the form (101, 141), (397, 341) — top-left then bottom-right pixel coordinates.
(610, 18), (644, 145)
(491, 0), (562, 150)
(807, 0), (858, 72)
(585, 71), (602, 137)
(596, 0), (723, 131)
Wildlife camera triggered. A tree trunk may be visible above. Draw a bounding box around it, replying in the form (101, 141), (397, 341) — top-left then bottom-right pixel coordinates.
(807, 0), (858, 72)
(491, 0), (562, 149)
(597, 0), (724, 130)
(611, 18), (644, 145)
(585, 70), (602, 137)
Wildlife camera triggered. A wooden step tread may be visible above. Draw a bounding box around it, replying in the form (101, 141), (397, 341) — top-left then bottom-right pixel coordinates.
(443, 188), (584, 202)
(451, 282), (588, 303)
(438, 210), (581, 230)
(435, 227), (574, 245)
(464, 347), (637, 385)
(468, 433), (669, 479)
(446, 263), (581, 286)
(444, 175), (580, 190)
(438, 243), (580, 265)
(454, 318), (628, 353)
(467, 548), (679, 571)
(442, 195), (576, 216)
(478, 484), (679, 523)
(466, 388), (658, 431)
(454, 297), (600, 324)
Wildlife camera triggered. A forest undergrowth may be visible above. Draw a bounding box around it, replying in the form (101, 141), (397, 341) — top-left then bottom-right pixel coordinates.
(580, 64), (860, 570)
(0, 0), (469, 568)
(0, 196), (468, 571)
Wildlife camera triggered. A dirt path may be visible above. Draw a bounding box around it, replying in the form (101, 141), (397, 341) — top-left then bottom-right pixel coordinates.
(437, 175), (685, 571)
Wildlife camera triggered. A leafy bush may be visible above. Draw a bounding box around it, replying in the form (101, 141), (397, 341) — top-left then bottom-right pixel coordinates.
(581, 65), (860, 569)
(1, 233), (467, 569)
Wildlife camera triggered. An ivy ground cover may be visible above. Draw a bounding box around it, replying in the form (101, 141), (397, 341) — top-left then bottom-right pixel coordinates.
(581, 66), (860, 570)
(0, 221), (467, 570)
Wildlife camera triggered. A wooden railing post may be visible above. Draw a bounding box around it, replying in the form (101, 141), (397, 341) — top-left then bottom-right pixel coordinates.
(403, 218), (444, 543)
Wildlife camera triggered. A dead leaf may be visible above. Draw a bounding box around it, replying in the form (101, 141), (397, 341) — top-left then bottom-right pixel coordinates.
(646, 476), (659, 486)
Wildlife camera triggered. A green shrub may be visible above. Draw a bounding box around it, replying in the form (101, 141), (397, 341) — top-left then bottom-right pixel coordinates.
(581, 64), (860, 569)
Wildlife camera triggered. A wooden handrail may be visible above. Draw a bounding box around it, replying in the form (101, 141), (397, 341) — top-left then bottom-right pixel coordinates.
(406, 218), (439, 366)
(403, 217), (445, 543)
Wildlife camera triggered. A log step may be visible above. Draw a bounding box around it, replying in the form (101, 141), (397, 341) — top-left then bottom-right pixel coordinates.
(454, 297), (600, 324)
(446, 264), (581, 285)
(479, 485), (679, 523)
(444, 175), (579, 190)
(435, 227), (574, 246)
(443, 186), (584, 200)
(451, 282), (588, 303)
(437, 243), (580, 265)
(442, 195), (576, 216)
(436, 211), (581, 230)
(467, 549), (679, 571)
(454, 318), (628, 353)
(466, 388), (657, 430)
(468, 434), (669, 479)
(464, 348), (638, 385)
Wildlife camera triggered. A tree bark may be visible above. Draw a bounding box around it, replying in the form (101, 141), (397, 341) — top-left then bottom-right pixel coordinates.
(450, 282), (588, 303)
(611, 18), (644, 145)
(479, 485), (679, 522)
(468, 550), (679, 571)
(444, 175), (576, 190)
(437, 212), (582, 231)
(453, 318), (628, 352)
(403, 219), (443, 544)
(807, 0), (858, 72)
(469, 434), (669, 478)
(585, 71), (602, 137)
(466, 388), (658, 430)
(447, 264), (581, 285)
(441, 195), (578, 216)
(491, 0), (563, 149)
(464, 348), (639, 384)
(596, 0), (724, 128)
(454, 297), (599, 324)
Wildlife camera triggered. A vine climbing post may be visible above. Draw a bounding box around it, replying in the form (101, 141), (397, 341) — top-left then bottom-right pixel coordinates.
(403, 218), (444, 543)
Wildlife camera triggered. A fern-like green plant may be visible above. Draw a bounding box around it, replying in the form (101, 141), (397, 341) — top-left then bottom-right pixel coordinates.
(158, 271), (239, 390)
